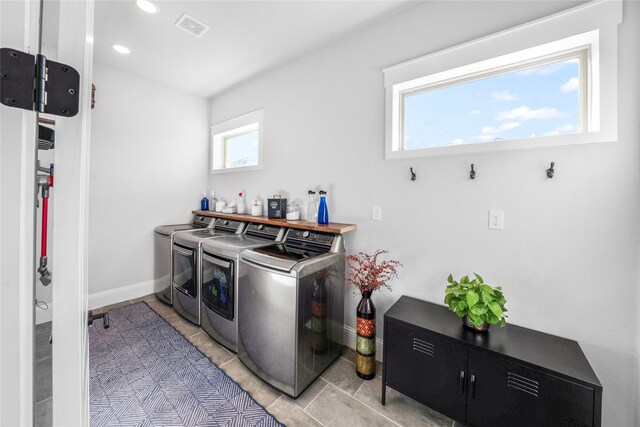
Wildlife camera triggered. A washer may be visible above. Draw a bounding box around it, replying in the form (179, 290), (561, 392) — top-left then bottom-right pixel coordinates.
(172, 219), (246, 325)
(238, 229), (345, 397)
(200, 223), (286, 353)
(154, 215), (213, 305)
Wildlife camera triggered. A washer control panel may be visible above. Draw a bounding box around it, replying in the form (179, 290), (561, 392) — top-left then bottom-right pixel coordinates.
(286, 229), (334, 246)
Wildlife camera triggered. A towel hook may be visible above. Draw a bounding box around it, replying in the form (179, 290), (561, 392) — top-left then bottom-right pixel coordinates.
(410, 167), (416, 181)
(470, 164), (476, 180)
(546, 162), (555, 179)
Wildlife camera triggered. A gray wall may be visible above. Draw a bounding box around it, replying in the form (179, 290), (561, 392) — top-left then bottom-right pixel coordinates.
(88, 62), (209, 295)
(206, 1), (640, 425)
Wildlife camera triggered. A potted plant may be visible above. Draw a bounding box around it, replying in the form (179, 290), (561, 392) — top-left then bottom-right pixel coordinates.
(444, 273), (507, 332)
(346, 250), (401, 379)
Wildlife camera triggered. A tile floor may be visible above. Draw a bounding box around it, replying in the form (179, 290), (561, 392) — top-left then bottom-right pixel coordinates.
(35, 294), (456, 427)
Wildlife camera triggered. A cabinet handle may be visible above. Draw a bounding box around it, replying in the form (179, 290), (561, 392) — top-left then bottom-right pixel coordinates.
(470, 374), (476, 399)
(459, 371), (465, 394)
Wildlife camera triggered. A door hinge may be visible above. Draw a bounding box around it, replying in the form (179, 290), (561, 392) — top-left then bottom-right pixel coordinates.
(0, 48), (79, 117)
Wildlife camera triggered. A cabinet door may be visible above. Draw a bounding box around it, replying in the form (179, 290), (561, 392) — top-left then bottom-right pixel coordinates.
(466, 348), (594, 427)
(385, 321), (468, 420)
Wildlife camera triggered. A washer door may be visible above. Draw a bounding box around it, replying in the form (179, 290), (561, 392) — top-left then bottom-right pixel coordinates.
(173, 244), (196, 298)
(201, 253), (235, 321)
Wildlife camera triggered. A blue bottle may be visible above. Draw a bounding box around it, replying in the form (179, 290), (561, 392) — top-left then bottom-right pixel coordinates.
(318, 191), (329, 224)
(200, 192), (209, 211)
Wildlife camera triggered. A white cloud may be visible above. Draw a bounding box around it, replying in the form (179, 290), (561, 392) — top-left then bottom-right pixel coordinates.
(561, 77), (579, 93)
(477, 134), (494, 141)
(556, 123), (575, 132)
(491, 91), (517, 101)
(470, 109), (481, 115)
(448, 138), (464, 145)
(496, 105), (563, 121)
(481, 122), (521, 135)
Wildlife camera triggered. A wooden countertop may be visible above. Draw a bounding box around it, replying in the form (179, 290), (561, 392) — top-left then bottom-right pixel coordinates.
(193, 210), (356, 234)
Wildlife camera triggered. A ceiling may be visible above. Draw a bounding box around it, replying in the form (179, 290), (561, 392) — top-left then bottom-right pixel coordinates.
(43, 0), (416, 98)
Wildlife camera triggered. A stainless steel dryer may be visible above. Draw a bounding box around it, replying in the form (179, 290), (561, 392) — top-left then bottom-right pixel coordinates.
(172, 219), (246, 325)
(154, 215), (213, 305)
(200, 223), (286, 353)
(238, 229), (345, 397)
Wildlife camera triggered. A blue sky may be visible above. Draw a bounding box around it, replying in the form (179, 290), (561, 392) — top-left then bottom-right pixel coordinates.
(403, 58), (580, 149)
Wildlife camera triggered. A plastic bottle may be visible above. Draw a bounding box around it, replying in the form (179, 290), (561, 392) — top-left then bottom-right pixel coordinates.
(307, 190), (317, 223)
(237, 192), (245, 214)
(317, 191), (329, 224)
(200, 191), (209, 211)
(209, 190), (217, 208)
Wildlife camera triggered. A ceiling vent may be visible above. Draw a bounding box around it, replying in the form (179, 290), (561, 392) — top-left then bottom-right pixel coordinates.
(175, 13), (209, 38)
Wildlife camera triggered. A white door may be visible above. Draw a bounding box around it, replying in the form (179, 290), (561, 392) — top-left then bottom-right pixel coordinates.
(49, 1), (95, 426)
(0, 0), (94, 425)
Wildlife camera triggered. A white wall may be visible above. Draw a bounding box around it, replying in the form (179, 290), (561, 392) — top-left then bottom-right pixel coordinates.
(207, 1), (640, 425)
(88, 62), (209, 300)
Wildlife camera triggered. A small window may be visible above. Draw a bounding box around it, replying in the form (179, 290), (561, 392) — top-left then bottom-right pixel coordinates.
(211, 110), (263, 173)
(383, 1), (621, 159)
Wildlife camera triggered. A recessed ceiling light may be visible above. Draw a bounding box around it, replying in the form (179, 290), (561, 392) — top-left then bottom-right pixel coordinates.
(136, 0), (158, 14)
(112, 44), (131, 55)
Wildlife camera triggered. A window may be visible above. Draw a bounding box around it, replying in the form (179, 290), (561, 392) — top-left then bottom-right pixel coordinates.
(384, 1), (621, 159)
(211, 110), (263, 173)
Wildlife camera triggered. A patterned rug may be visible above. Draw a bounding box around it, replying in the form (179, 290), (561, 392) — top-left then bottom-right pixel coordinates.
(89, 302), (283, 427)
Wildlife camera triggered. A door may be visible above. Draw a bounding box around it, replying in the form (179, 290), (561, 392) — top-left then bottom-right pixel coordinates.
(466, 348), (594, 427)
(173, 244), (196, 297)
(384, 321), (468, 421)
(1, 1), (94, 425)
(49, 2), (95, 426)
(201, 253), (235, 320)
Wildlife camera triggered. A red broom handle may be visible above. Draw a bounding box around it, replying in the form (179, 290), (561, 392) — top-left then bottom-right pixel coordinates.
(41, 197), (48, 257)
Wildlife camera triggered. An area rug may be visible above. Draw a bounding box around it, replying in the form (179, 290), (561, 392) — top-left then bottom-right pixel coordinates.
(89, 302), (283, 427)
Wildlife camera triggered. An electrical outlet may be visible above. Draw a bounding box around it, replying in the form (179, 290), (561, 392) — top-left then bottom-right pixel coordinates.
(372, 206), (382, 221)
(489, 210), (504, 230)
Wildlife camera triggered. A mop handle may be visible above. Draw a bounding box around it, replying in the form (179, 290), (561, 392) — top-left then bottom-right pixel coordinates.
(41, 197), (48, 257)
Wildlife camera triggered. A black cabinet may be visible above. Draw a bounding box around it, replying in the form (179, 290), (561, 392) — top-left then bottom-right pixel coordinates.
(382, 297), (602, 427)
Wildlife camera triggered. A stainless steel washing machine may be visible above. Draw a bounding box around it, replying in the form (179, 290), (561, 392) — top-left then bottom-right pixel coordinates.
(172, 219), (246, 325)
(154, 215), (213, 305)
(200, 223), (286, 353)
(238, 229), (345, 397)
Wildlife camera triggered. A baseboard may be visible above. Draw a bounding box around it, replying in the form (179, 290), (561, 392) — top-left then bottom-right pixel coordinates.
(88, 279), (157, 310)
(343, 325), (384, 362)
(36, 303), (53, 325)
(35, 281), (156, 324)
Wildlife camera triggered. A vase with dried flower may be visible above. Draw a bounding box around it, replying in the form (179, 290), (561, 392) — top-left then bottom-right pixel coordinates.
(346, 250), (401, 380)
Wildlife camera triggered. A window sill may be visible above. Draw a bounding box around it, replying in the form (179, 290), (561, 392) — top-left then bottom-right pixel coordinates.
(211, 164), (263, 174)
(385, 130), (617, 159)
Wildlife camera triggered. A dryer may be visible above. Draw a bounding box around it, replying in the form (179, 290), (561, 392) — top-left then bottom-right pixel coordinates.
(200, 223), (286, 353)
(154, 215), (213, 305)
(172, 219), (245, 325)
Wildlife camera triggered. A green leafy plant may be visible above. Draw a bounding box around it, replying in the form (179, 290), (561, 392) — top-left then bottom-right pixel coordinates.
(444, 273), (507, 327)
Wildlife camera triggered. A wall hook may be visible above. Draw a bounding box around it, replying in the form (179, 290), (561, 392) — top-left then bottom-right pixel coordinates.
(546, 162), (555, 179)
(410, 167), (416, 181)
(470, 164), (476, 180)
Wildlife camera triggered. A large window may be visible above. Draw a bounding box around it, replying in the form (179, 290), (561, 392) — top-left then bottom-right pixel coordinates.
(211, 110), (263, 173)
(384, 1), (621, 159)
(403, 52), (584, 150)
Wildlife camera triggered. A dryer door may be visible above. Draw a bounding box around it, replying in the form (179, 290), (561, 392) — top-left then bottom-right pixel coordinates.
(173, 244), (196, 298)
(201, 253), (235, 321)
